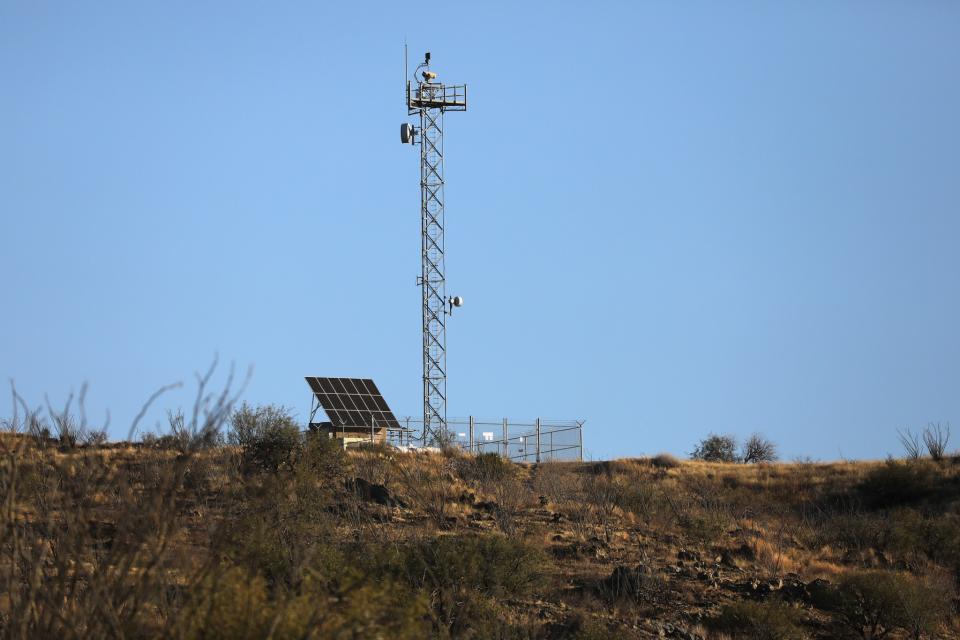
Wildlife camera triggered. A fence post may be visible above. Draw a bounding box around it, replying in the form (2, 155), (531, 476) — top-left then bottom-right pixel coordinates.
(535, 418), (541, 463)
(469, 416), (474, 454)
(502, 418), (508, 459)
(578, 421), (583, 462)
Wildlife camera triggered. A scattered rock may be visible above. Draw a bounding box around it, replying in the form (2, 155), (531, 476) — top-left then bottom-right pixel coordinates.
(779, 577), (810, 602)
(599, 564), (654, 599)
(677, 549), (700, 562)
(726, 576), (794, 599)
(552, 537), (611, 561)
(734, 543), (755, 561)
(88, 520), (117, 550)
(346, 478), (405, 507)
(719, 549), (738, 568)
(804, 578), (831, 602)
(550, 544), (579, 560)
(655, 622), (703, 640)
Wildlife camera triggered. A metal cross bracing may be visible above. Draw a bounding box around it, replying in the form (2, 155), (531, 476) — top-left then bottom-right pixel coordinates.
(420, 103), (447, 443)
(402, 52), (467, 446)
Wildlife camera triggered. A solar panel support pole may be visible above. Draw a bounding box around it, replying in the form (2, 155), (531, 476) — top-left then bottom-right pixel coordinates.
(469, 416), (474, 454)
(404, 54), (467, 446)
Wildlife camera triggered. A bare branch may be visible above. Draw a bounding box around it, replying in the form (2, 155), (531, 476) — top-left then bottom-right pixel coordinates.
(923, 422), (950, 461)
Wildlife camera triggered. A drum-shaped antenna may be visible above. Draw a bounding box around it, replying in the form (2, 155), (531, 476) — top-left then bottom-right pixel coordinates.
(400, 123), (413, 144)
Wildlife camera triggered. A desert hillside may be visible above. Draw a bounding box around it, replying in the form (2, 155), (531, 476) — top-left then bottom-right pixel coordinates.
(2, 417), (959, 639)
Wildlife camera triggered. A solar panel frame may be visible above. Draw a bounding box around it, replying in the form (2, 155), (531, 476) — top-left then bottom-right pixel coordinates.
(306, 376), (401, 430)
(352, 380), (370, 395)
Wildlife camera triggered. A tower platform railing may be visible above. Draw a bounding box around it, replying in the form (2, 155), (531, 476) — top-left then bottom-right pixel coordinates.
(407, 81), (467, 111)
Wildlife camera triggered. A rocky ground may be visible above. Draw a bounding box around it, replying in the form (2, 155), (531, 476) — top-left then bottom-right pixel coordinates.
(3, 431), (959, 638)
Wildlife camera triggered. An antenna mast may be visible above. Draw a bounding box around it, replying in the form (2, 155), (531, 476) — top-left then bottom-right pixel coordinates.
(400, 52), (467, 445)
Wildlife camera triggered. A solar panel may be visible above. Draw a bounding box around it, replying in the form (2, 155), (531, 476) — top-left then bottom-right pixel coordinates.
(306, 377), (323, 394)
(305, 377), (401, 430)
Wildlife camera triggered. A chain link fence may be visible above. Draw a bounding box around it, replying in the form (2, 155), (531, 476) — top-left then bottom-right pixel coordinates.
(383, 417), (583, 462)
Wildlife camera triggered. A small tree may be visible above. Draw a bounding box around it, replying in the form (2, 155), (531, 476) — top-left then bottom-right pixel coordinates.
(741, 433), (777, 464)
(230, 403), (302, 472)
(690, 434), (738, 463)
(811, 570), (948, 640)
(432, 427), (457, 450)
(896, 575), (951, 640)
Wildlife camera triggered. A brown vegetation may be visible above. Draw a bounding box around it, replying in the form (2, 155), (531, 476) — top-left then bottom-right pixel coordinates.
(1, 405), (959, 638)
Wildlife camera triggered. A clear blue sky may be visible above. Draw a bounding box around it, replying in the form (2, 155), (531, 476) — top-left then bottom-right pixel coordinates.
(2, 2), (958, 461)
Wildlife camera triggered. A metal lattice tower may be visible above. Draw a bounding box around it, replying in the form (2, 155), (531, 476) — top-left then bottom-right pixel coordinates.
(400, 52), (467, 445)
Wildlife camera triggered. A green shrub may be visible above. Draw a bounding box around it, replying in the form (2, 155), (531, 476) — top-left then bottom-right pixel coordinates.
(558, 613), (618, 640)
(182, 567), (289, 640)
(809, 570), (948, 639)
(613, 481), (658, 519)
(183, 563), (431, 640)
(683, 513), (728, 546)
(922, 517), (960, 583)
(691, 433), (738, 462)
(894, 574), (952, 640)
(883, 509), (960, 570)
(403, 534), (543, 597)
(650, 452), (680, 469)
(230, 403), (302, 472)
(377, 534), (545, 636)
(858, 460), (935, 508)
(299, 430), (347, 479)
(456, 451), (512, 485)
(816, 511), (887, 554)
(596, 564), (667, 604)
(710, 600), (807, 639)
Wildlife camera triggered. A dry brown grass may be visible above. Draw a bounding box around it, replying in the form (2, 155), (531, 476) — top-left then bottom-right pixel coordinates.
(2, 422), (960, 639)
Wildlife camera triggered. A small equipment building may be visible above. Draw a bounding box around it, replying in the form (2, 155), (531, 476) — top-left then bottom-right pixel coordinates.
(305, 377), (403, 448)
